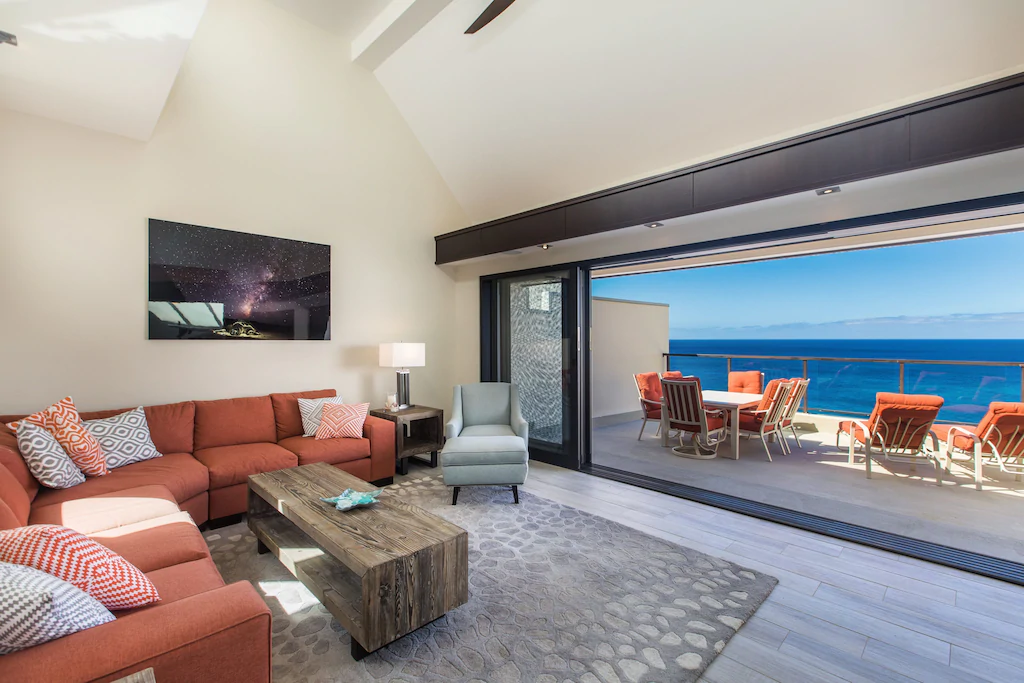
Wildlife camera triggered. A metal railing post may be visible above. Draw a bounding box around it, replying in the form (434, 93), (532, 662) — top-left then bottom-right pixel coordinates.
(802, 359), (809, 412)
(899, 362), (905, 394)
(1020, 365), (1024, 402)
(726, 357), (732, 375)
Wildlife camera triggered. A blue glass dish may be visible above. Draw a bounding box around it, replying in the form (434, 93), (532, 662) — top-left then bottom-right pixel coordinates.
(320, 488), (382, 511)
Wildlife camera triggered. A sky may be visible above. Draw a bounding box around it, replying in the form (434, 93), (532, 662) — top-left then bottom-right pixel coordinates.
(591, 231), (1024, 339)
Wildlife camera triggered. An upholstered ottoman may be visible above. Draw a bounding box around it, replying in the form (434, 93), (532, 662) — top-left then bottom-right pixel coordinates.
(440, 436), (529, 505)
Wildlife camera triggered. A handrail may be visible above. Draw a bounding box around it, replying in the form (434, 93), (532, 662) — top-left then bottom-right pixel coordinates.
(663, 352), (1024, 414)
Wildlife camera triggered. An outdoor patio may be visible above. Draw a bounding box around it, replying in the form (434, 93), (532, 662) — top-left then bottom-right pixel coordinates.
(591, 415), (1024, 564)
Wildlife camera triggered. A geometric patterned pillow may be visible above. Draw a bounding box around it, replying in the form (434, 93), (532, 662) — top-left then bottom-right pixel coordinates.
(0, 561), (114, 654)
(0, 525), (160, 610)
(15, 422), (85, 490)
(83, 408), (162, 469)
(315, 403), (369, 440)
(6, 397), (107, 478)
(298, 396), (345, 437)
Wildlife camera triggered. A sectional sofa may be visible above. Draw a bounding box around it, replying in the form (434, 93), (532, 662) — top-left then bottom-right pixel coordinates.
(0, 389), (395, 682)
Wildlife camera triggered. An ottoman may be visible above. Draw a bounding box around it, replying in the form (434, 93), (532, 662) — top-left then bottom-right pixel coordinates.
(440, 435), (529, 505)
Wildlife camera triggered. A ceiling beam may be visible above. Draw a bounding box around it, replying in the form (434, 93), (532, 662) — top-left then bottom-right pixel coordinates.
(351, 0), (452, 70)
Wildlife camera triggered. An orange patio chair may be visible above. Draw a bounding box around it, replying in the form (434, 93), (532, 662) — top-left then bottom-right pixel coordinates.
(633, 372), (663, 440)
(932, 402), (1024, 490)
(779, 378), (811, 450)
(736, 379), (793, 460)
(837, 393), (944, 483)
(729, 370), (764, 394)
(661, 376), (727, 459)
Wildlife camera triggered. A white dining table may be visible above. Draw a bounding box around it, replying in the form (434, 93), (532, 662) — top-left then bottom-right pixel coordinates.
(662, 390), (762, 460)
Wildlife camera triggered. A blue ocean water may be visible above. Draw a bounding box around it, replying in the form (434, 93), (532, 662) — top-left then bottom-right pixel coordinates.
(666, 339), (1024, 422)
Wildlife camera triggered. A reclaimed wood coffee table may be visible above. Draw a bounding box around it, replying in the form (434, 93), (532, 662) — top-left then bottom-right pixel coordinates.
(247, 462), (468, 660)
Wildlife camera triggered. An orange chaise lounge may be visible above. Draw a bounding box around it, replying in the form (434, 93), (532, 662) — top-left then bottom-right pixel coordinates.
(0, 389), (396, 682)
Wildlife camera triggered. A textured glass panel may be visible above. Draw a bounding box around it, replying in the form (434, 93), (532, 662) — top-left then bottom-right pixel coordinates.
(508, 280), (564, 444)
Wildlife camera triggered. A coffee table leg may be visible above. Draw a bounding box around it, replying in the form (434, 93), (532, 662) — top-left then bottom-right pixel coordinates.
(351, 638), (370, 661)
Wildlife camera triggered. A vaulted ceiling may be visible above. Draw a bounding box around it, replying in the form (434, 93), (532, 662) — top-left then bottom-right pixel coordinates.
(374, 0), (1024, 223)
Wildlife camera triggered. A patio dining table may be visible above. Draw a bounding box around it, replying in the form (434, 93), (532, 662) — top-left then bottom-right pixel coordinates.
(662, 390), (763, 460)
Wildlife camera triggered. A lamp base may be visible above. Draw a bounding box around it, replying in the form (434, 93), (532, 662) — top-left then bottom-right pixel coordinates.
(396, 369), (411, 409)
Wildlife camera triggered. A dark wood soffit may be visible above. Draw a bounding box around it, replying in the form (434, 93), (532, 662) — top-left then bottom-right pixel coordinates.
(435, 71), (1024, 265)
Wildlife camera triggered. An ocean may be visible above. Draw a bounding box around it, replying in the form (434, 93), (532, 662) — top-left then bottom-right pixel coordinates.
(666, 339), (1024, 422)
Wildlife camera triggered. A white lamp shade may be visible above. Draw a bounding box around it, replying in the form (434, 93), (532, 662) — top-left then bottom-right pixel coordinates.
(379, 342), (426, 368)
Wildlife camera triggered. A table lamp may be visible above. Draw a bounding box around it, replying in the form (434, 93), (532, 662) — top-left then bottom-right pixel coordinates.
(379, 342), (425, 409)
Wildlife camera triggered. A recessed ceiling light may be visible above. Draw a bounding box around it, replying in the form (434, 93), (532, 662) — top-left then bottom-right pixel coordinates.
(645, 222), (664, 228)
(539, 244), (550, 250)
(0, 31), (17, 47)
(816, 186), (841, 196)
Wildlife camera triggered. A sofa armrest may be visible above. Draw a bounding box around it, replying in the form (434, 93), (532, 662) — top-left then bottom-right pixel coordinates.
(363, 415), (396, 482)
(0, 581), (271, 683)
(445, 385), (464, 440)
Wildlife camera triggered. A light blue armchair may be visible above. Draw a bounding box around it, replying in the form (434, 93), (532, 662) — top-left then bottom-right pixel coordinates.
(441, 383), (529, 505)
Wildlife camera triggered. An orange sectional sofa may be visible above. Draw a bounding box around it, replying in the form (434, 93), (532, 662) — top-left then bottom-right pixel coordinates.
(0, 389), (396, 682)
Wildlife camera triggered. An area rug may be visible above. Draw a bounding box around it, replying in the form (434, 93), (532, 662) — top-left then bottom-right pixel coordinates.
(205, 476), (777, 683)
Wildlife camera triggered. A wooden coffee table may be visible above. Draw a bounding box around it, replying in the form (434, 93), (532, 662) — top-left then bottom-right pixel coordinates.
(247, 463), (468, 659)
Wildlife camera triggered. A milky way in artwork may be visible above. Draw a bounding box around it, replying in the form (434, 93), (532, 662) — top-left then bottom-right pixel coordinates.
(148, 219), (330, 340)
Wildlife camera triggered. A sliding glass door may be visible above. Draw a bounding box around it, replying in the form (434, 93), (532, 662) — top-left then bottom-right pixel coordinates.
(482, 268), (586, 469)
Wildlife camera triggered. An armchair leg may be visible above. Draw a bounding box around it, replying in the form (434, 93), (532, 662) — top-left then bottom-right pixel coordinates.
(451, 487), (460, 506)
(512, 485), (519, 504)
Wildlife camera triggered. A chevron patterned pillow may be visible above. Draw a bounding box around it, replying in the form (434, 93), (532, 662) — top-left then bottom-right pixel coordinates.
(0, 561), (114, 654)
(315, 403), (370, 440)
(0, 525), (159, 610)
(15, 422), (85, 490)
(6, 397), (107, 477)
(84, 408), (162, 469)
(297, 396), (345, 437)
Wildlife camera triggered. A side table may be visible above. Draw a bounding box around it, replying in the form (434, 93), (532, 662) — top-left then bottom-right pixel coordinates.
(369, 405), (444, 476)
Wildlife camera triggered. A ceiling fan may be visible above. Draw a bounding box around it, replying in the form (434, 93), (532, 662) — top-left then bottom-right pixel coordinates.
(465, 0), (516, 34)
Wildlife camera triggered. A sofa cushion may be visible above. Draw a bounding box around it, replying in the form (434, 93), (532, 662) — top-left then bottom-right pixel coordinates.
(84, 408), (162, 469)
(134, 558), (225, 610)
(80, 402), (196, 456)
(0, 562), (114, 654)
(15, 422), (85, 490)
(278, 435), (370, 466)
(459, 425), (517, 438)
(29, 485), (179, 534)
(0, 463), (33, 529)
(0, 525), (160, 610)
(193, 443), (297, 489)
(270, 389), (337, 441)
(194, 396), (277, 450)
(7, 397), (108, 478)
(31, 453), (208, 510)
(91, 512), (210, 574)
(316, 403), (369, 440)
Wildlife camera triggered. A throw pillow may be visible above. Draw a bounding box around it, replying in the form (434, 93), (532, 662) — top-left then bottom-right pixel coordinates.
(84, 408), (162, 469)
(6, 397), (107, 477)
(15, 422), (85, 490)
(0, 525), (160, 610)
(315, 403), (370, 440)
(298, 396), (345, 437)
(0, 561), (114, 654)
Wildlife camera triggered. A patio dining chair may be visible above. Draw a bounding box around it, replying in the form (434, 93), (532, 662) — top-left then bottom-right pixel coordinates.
(736, 379), (793, 461)
(633, 372), (663, 440)
(837, 393), (944, 483)
(779, 378), (811, 450)
(660, 376), (727, 459)
(728, 371), (764, 394)
(932, 402), (1024, 490)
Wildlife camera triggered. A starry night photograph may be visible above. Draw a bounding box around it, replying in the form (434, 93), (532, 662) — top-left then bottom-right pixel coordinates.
(148, 219), (331, 340)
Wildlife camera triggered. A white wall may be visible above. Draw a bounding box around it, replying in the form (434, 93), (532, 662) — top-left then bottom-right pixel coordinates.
(0, 0), (466, 414)
(591, 298), (669, 420)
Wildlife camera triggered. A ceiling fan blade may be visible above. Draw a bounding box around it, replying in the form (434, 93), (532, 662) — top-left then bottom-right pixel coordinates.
(465, 0), (516, 34)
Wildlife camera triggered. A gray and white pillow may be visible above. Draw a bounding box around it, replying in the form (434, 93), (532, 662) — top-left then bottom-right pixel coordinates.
(84, 408), (162, 469)
(16, 422), (85, 489)
(297, 396), (344, 437)
(0, 561), (114, 654)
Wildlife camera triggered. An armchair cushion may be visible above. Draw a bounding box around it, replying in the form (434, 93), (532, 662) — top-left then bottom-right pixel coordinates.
(459, 425), (517, 438)
(460, 383), (512, 428)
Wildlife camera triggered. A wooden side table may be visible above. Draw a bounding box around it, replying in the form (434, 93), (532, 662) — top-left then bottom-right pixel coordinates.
(369, 405), (444, 476)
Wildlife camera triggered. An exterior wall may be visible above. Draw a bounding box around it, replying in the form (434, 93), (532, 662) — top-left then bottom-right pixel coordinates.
(0, 0), (466, 413)
(591, 297), (669, 422)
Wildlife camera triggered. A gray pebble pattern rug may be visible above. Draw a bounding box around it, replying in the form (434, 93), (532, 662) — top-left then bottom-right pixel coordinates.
(205, 476), (777, 683)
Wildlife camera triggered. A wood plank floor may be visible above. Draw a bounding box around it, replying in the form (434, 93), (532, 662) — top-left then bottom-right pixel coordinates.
(443, 461), (1024, 683)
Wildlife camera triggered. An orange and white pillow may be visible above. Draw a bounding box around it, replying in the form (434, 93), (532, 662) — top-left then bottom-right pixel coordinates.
(6, 397), (107, 477)
(315, 403), (369, 440)
(0, 525), (159, 610)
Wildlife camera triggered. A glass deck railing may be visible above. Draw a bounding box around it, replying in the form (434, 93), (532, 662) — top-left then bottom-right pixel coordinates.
(664, 352), (1024, 423)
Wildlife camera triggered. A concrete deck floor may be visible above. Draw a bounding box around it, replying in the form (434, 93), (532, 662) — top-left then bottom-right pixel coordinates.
(591, 418), (1024, 564)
